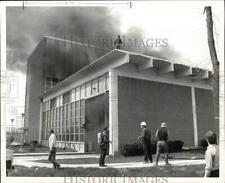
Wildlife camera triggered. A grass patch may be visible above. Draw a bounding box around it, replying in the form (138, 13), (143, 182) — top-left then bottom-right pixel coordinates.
(8, 164), (205, 177)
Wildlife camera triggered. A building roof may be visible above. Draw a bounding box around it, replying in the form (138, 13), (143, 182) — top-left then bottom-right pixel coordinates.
(41, 49), (212, 98)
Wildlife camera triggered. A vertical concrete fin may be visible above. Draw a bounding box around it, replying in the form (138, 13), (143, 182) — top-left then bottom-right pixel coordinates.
(191, 87), (198, 147)
(109, 70), (119, 156)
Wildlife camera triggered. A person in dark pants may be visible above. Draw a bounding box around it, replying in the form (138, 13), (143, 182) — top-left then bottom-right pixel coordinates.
(48, 129), (60, 169)
(114, 35), (122, 49)
(204, 131), (219, 177)
(154, 122), (170, 166)
(99, 126), (110, 167)
(138, 121), (153, 163)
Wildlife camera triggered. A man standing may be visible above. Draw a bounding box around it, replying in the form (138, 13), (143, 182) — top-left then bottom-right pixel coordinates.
(154, 122), (170, 166)
(204, 131), (219, 177)
(48, 129), (60, 169)
(114, 35), (122, 49)
(138, 121), (153, 163)
(99, 126), (110, 167)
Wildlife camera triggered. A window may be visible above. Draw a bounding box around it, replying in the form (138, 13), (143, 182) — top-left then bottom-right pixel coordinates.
(59, 95), (63, 106)
(42, 99), (85, 143)
(92, 79), (98, 94)
(99, 76), (105, 93)
(51, 98), (57, 109)
(48, 101), (51, 110)
(63, 91), (71, 104)
(80, 134), (85, 142)
(81, 85), (85, 99)
(56, 97), (60, 107)
(75, 134), (79, 141)
(86, 82), (91, 97)
(70, 134), (74, 141)
(75, 101), (80, 125)
(71, 89), (75, 102)
(105, 74), (109, 90)
(51, 110), (54, 129)
(75, 87), (80, 100)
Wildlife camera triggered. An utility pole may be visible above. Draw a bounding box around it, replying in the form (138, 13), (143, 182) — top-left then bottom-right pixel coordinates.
(19, 113), (25, 152)
(10, 119), (14, 133)
(10, 119), (14, 144)
(204, 6), (219, 138)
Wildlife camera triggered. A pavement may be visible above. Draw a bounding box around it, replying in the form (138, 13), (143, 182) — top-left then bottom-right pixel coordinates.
(13, 154), (205, 169)
(13, 152), (89, 156)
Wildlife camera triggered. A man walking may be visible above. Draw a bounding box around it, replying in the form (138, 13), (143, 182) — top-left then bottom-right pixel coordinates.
(138, 121), (153, 163)
(99, 126), (110, 167)
(48, 129), (60, 169)
(154, 122), (170, 166)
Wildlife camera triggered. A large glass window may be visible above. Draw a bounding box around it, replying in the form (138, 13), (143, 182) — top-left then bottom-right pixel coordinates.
(43, 73), (113, 143)
(42, 99), (85, 143)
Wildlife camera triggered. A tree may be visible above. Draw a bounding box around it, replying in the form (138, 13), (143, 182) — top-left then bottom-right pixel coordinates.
(204, 6), (219, 137)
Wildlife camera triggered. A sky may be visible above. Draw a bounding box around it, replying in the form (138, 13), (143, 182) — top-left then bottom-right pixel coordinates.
(2, 1), (224, 127)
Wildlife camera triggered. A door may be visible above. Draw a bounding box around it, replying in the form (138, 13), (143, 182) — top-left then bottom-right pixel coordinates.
(85, 93), (109, 153)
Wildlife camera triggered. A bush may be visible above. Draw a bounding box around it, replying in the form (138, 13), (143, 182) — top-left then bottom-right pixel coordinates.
(121, 140), (184, 157)
(121, 142), (144, 157)
(31, 141), (39, 146)
(200, 139), (208, 149)
(168, 140), (184, 153)
(29, 141), (39, 152)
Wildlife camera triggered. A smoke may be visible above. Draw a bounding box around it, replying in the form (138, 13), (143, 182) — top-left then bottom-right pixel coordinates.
(6, 6), (183, 74)
(6, 7), (121, 73)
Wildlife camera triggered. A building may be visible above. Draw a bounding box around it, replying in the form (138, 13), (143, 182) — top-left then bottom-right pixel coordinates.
(24, 36), (108, 143)
(25, 36), (215, 156)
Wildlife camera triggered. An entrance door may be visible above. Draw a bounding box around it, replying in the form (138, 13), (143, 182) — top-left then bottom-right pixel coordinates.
(85, 93), (109, 153)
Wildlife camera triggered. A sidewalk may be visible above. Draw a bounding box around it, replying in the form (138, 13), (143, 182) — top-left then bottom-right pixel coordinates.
(13, 154), (205, 169)
(14, 152), (92, 157)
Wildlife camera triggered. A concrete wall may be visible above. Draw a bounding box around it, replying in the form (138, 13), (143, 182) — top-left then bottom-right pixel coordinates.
(44, 37), (107, 80)
(117, 76), (195, 150)
(195, 88), (215, 142)
(25, 38), (46, 142)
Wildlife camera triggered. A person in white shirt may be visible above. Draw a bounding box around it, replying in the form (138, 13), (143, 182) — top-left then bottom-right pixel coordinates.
(204, 131), (219, 177)
(48, 129), (60, 169)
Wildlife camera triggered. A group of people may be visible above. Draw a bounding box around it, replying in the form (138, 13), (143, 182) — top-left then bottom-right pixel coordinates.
(47, 121), (219, 177)
(138, 121), (169, 166)
(137, 121), (219, 177)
